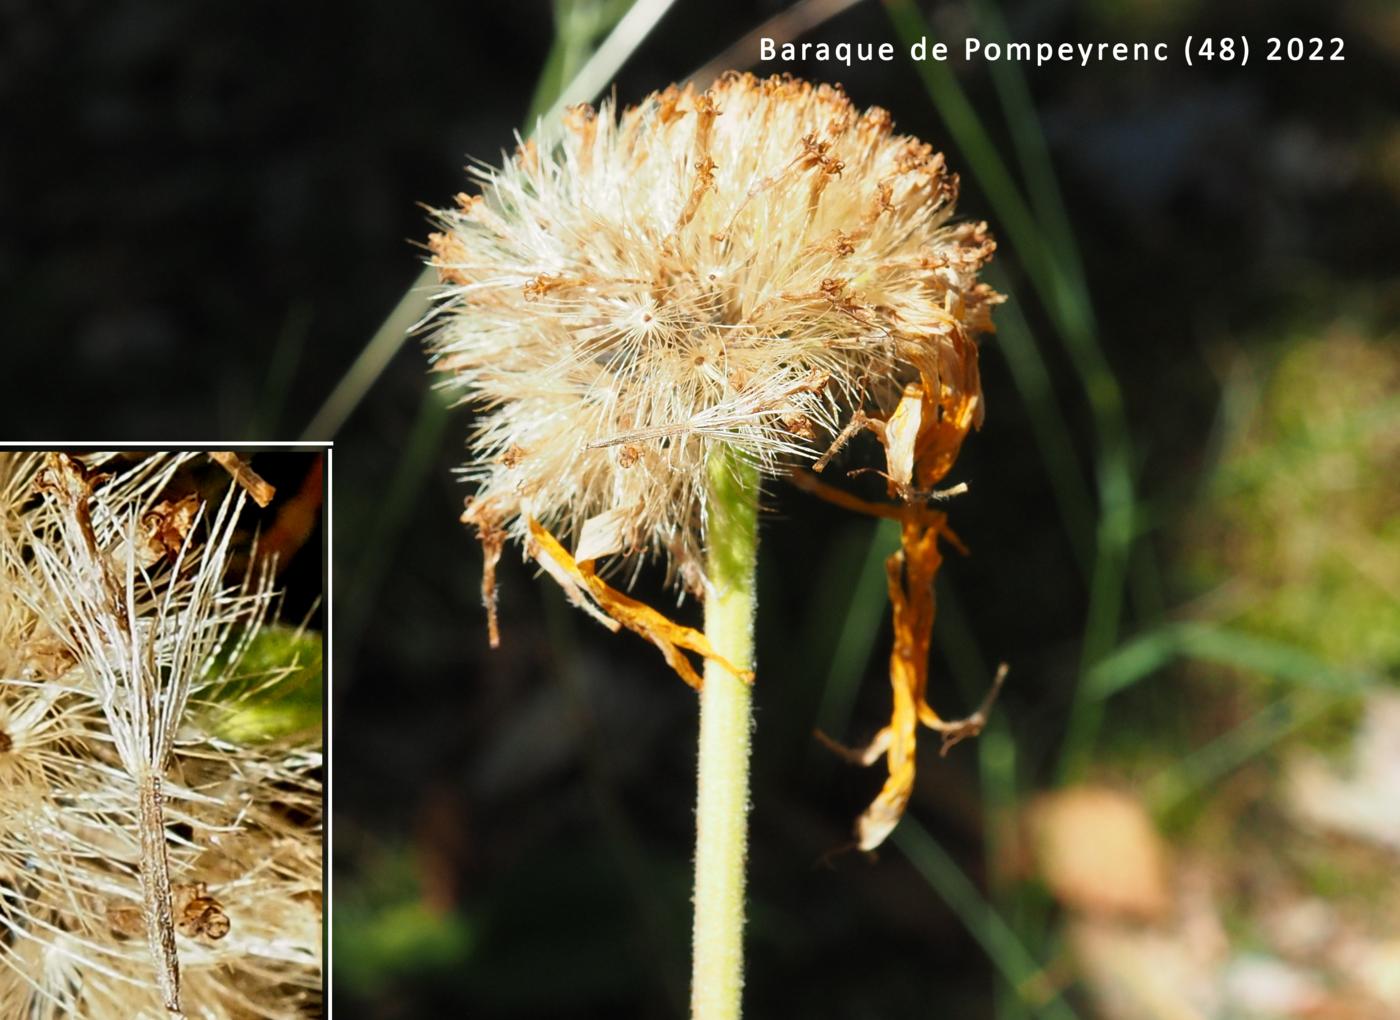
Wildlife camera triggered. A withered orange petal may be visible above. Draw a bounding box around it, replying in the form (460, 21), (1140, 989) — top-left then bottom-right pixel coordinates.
(526, 517), (752, 690)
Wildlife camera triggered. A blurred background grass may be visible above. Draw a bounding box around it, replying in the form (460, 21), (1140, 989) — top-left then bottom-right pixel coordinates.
(4, 0), (1398, 1016)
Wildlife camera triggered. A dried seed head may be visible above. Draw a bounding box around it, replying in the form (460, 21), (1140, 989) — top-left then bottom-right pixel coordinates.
(425, 72), (1000, 592)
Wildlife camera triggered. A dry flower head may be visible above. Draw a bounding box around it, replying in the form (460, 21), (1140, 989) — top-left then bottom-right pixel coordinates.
(426, 72), (1002, 849)
(427, 72), (997, 585)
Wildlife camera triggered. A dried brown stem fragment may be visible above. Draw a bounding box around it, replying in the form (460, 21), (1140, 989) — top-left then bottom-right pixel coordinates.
(209, 452), (275, 507)
(462, 498), (507, 648)
(34, 454), (110, 599)
(789, 469), (904, 521)
(811, 409), (875, 473)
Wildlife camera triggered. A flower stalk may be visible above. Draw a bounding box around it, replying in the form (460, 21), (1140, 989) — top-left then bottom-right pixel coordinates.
(691, 445), (759, 1020)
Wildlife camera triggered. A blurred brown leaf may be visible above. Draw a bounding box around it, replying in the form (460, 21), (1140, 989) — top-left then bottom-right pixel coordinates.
(1030, 785), (1171, 922)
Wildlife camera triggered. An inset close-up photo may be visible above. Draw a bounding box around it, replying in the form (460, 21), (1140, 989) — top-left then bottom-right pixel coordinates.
(0, 450), (324, 1019)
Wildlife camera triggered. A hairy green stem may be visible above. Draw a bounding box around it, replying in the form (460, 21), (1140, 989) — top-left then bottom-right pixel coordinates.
(690, 447), (759, 1020)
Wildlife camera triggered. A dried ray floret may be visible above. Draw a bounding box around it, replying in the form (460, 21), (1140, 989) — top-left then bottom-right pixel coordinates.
(806, 378), (1005, 851)
(525, 516), (751, 690)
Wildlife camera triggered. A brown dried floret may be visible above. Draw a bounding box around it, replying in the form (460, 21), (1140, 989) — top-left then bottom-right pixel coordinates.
(174, 882), (231, 941)
(108, 883), (231, 943)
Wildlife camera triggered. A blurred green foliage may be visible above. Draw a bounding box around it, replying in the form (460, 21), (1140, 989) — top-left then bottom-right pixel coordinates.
(203, 624), (324, 743)
(1187, 331), (1400, 674)
(334, 844), (476, 999)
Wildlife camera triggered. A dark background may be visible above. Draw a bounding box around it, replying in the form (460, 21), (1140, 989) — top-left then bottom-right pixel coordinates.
(4, 0), (1398, 1017)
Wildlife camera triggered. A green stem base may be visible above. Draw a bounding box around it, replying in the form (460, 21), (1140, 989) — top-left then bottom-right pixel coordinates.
(690, 448), (759, 1020)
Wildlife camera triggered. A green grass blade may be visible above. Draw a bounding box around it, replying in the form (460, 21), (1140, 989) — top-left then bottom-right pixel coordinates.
(967, 0), (1090, 302)
(527, 0), (646, 125)
(882, 0), (1056, 303)
(934, 583), (1041, 1020)
(341, 389), (452, 657)
(894, 820), (1081, 1020)
(1146, 694), (1314, 816)
(1085, 621), (1377, 702)
(303, 268), (435, 440)
(811, 518), (901, 741)
(252, 301), (312, 440)
(985, 269), (1095, 575)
